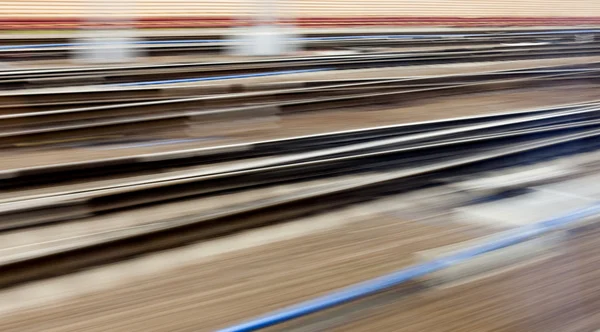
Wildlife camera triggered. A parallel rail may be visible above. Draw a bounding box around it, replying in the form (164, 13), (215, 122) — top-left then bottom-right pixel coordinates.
(1, 103), (600, 288)
(3, 42), (600, 89)
(1, 66), (599, 167)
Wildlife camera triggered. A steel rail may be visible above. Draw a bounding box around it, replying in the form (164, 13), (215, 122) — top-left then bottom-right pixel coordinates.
(0, 69), (596, 149)
(1, 103), (599, 228)
(1, 126), (599, 289)
(1, 96), (598, 185)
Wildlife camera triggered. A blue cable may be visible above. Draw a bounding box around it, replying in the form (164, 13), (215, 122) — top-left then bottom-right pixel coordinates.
(111, 68), (333, 87)
(217, 202), (600, 332)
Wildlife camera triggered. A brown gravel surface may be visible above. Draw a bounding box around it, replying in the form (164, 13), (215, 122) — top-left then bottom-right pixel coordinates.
(0, 186), (598, 332)
(0, 196), (495, 332)
(322, 227), (600, 332)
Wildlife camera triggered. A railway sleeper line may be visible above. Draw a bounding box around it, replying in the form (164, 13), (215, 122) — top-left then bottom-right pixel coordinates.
(0, 125), (599, 290)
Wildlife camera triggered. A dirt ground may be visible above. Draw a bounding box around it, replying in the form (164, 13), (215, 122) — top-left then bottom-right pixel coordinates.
(0, 192), (498, 332)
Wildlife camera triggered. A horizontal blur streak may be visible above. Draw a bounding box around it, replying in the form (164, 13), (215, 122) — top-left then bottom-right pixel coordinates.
(0, 2), (599, 331)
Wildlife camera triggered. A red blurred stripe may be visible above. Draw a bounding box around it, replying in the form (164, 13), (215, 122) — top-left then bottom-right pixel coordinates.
(0, 16), (600, 29)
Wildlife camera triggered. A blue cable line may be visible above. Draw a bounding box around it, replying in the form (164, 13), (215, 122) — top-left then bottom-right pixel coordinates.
(111, 68), (333, 86)
(217, 202), (600, 332)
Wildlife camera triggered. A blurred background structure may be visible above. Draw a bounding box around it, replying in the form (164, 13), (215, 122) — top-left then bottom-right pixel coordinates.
(74, 0), (141, 63)
(1, 1), (600, 58)
(2, 0), (600, 28)
(1, 1), (600, 332)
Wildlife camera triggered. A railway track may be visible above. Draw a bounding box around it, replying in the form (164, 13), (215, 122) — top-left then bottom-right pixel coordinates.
(1, 100), (600, 288)
(2, 31), (600, 331)
(3, 41), (600, 89)
(0, 57), (597, 101)
(2, 60), (600, 151)
(3, 59), (599, 109)
(0, 28), (597, 59)
(1, 95), (598, 183)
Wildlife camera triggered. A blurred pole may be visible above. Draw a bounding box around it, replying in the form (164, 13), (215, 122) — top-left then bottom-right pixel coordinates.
(74, 0), (142, 64)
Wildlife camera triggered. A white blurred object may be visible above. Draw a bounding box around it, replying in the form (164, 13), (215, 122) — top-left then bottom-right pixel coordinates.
(228, 0), (302, 56)
(73, 0), (143, 64)
(228, 25), (301, 56)
(74, 29), (143, 64)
